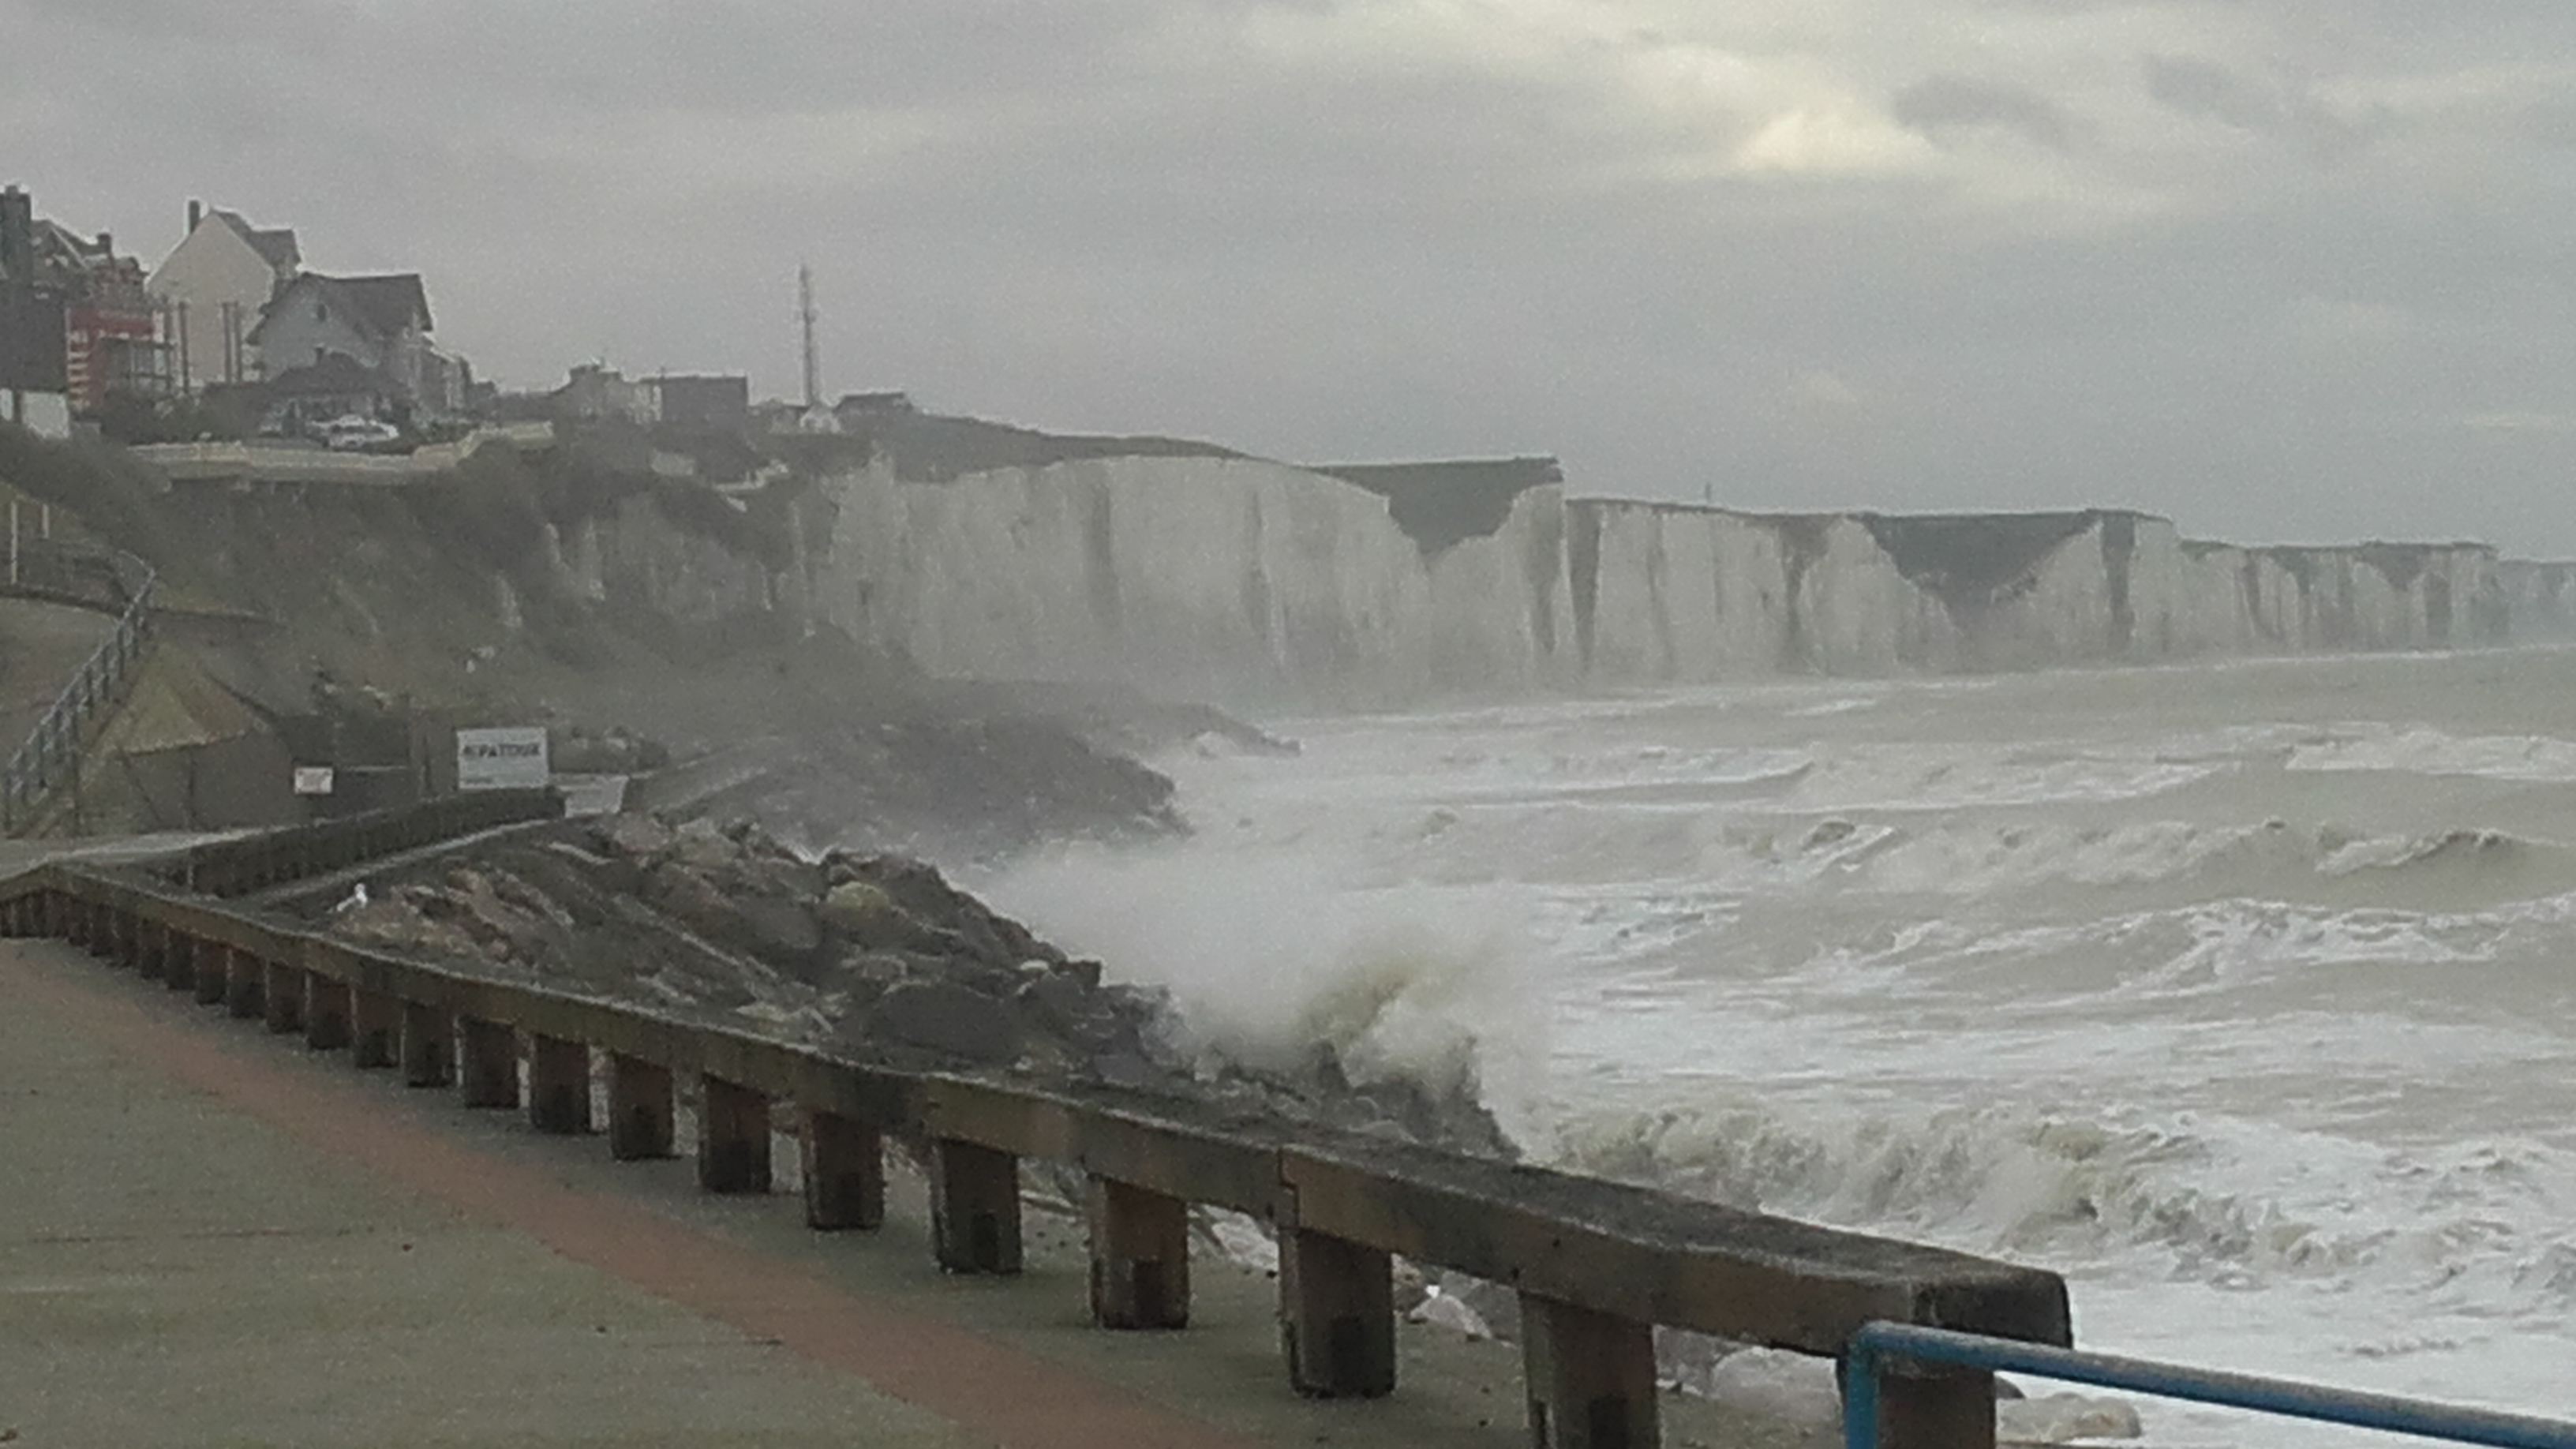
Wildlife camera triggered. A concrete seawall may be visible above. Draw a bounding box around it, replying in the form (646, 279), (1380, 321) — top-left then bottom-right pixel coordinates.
(3, 803), (2075, 1448)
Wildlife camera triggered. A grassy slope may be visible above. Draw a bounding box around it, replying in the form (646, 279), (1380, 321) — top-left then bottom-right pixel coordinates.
(0, 424), (1177, 856)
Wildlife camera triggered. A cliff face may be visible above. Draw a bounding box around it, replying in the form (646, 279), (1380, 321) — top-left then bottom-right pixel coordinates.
(1564, 501), (2504, 680)
(2497, 560), (2576, 638)
(811, 444), (2525, 702)
(821, 454), (1568, 705)
(549, 482), (829, 648)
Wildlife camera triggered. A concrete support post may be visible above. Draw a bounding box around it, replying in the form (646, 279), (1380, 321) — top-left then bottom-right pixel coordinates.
(1087, 1177), (1191, 1329)
(458, 1018), (519, 1109)
(131, 921), (161, 980)
(350, 988), (399, 1068)
(64, 900), (90, 950)
(697, 1076), (771, 1194)
(193, 942), (229, 1005)
(162, 934), (197, 993)
(1279, 1228), (1395, 1398)
(1871, 1368), (1998, 1449)
(223, 949), (264, 1019)
(930, 1138), (1023, 1275)
(1520, 1294), (1661, 1449)
(262, 964), (305, 1035)
(607, 1054), (675, 1160)
(526, 1035), (590, 1135)
(108, 911), (136, 968)
(303, 975), (351, 1051)
(799, 1110), (883, 1230)
(402, 1003), (454, 1088)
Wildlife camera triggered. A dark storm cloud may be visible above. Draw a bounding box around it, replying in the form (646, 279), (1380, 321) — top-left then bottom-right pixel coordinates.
(6, 0), (2576, 552)
(1892, 75), (2080, 150)
(2140, 53), (2391, 161)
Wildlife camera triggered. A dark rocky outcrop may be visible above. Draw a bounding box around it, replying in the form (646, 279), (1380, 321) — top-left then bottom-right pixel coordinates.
(1858, 511), (2105, 620)
(837, 409), (1243, 486)
(1315, 457), (1563, 556)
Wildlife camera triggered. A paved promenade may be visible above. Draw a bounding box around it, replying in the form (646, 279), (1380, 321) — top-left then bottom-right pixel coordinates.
(0, 936), (1819, 1448)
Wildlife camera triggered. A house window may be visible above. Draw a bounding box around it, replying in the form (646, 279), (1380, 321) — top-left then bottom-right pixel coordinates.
(314, 301), (326, 323)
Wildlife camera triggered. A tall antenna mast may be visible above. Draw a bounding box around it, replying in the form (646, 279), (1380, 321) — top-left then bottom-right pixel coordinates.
(798, 262), (822, 411)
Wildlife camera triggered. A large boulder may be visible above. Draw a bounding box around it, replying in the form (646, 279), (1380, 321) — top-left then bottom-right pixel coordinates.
(819, 879), (964, 955)
(733, 896), (822, 964)
(592, 813), (676, 863)
(872, 979), (1023, 1064)
(665, 818), (741, 876)
(833, 855), (1059, 967)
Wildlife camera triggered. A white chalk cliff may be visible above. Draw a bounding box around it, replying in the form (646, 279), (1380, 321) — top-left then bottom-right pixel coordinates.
(783, 414), (2527, 703)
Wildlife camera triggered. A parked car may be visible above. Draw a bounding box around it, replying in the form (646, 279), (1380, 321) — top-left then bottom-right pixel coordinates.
(320, 415), (405, 452)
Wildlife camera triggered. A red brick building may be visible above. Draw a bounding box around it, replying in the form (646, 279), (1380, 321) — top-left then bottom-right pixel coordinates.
(0, 183), (170, 420)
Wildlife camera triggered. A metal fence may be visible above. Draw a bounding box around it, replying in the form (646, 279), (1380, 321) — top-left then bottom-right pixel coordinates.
(0, 534), (129, 608)
(174, 787), (562, 895)
(1, 548), (157, 833)
(1842, 1321), (2576, 1449)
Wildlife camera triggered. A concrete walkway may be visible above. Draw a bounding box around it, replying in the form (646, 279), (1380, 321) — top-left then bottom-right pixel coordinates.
(0, 938), (1823, 1448)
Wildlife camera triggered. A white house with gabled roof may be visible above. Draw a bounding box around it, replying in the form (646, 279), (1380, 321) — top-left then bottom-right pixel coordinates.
(147, 200), (300, 391)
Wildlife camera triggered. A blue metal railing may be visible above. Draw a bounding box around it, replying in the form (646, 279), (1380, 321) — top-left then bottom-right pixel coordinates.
(1843, 1321), (2576, 1449)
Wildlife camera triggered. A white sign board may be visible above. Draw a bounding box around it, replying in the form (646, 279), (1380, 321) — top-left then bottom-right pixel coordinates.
(455, 726), (549, 791)
(291, 766), (335, 796)
(552, 773), (628, 818)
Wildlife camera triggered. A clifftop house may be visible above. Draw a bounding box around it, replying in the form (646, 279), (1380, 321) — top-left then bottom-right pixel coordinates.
(148, 200), (300, 391)
(0, 182), (167, 432)
(249, 271), (470, 418)
(549, 365), (750, 432)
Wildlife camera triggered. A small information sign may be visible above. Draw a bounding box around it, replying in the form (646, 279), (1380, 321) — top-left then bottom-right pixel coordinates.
(455, 726), (549, 791)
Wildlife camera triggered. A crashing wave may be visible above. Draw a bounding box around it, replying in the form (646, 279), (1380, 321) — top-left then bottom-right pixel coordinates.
(1548, 1099), (2576, 1317)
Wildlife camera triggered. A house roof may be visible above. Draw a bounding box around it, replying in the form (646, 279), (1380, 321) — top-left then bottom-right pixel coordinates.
(329, 274), (432, 336)
(2, 217), (118, 288)
(206, 209), (300, 272)
(249, 272), (434, 344)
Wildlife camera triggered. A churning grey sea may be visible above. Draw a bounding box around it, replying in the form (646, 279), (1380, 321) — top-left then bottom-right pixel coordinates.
(993, 642), (2576, 1443)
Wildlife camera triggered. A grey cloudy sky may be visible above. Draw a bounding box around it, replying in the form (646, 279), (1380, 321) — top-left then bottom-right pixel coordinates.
(9, 0), (2574, 551)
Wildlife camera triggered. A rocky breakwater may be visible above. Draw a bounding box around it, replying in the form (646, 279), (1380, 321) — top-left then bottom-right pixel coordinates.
(304, 813), (1511, 1155)
(294, 814), (2147, 1436)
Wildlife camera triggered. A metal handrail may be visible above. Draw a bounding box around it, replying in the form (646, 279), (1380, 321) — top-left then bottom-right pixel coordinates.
(1842, 1321), (2576, 1449)
(1, 549), (157, 833)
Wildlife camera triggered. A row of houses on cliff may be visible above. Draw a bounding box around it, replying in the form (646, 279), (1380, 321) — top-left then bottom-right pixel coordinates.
(1, 184), (474, 439)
